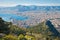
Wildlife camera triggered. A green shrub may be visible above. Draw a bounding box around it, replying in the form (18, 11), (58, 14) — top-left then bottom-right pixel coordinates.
(4, 34), (17, 40)
(18, 34), (27, 40)
(0, 38), (4, 40)
(25, 35), (35, 40)
(10, 25), (26, 36)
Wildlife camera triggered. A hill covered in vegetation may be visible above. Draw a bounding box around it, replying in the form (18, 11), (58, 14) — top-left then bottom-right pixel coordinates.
(0, 17), (60, 40)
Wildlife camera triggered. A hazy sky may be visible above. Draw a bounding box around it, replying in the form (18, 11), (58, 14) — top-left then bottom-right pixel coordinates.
(0, 0), (60, 7)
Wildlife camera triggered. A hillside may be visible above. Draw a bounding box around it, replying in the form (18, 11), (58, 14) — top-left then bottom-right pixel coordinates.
(27, 20), (60, 40)
(0, 17), (60, 40)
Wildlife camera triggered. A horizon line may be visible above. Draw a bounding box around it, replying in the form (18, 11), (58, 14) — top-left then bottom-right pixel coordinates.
(0, 4), (60, 7)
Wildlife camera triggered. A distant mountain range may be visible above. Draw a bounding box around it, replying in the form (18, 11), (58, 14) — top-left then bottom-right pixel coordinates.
(0, 5), (60, 12)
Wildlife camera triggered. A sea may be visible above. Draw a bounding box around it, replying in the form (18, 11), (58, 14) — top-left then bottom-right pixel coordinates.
(0, 13), (28, 22)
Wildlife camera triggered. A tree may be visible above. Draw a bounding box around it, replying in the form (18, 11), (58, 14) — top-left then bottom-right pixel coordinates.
(9, 25), (26, 36)
(0, 17), (10, 34)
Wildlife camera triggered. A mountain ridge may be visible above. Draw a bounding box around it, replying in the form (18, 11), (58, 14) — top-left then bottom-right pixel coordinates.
(0, 5), (60, 12)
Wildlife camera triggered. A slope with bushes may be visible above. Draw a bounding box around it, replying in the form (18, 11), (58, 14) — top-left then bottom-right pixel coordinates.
(0, 17), (60, 40)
